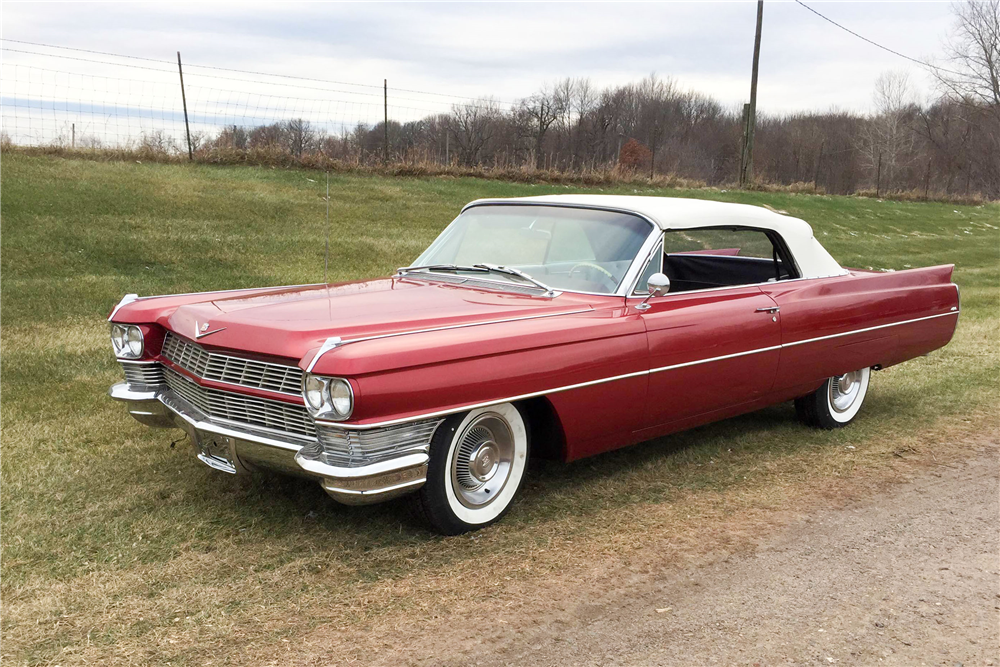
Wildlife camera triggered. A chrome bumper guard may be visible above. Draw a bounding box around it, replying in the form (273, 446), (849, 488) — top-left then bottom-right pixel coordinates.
(108, 380), (435, 505)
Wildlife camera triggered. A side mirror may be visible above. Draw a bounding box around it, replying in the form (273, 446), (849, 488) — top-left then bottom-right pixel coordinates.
(646, 272), (670, 297)
(636, 273), (669, 311)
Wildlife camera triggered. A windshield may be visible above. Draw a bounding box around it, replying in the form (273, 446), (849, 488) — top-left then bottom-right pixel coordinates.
(412, 205), (653, 294)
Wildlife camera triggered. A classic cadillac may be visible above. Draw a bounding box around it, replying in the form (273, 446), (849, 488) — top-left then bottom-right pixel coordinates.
(109, 195), (959, 534)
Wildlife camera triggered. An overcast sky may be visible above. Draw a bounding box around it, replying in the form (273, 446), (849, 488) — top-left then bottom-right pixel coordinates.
(1, 2), (959, 145)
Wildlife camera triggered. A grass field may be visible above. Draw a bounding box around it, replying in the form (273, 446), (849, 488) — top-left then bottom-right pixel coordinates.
(2, 152), (998, 666)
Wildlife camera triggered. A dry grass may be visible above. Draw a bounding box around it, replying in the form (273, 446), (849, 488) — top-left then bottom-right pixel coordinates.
(7, 143), (993, 206)
(2, 153), (997, 666)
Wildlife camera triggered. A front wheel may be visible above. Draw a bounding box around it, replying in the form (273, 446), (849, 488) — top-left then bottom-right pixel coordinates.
(415, 403), (529, 535)
(795, 367), (872, 429)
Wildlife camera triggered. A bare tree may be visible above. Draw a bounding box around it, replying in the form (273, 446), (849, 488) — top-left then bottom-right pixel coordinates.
(449, 99), (500, 166)
(858, 71), (918, 190)
(520, 85), (567, 169)
(285, 118), (315, 158)
(933, 1), (1000, 193)
(938, 0), (1000, 107)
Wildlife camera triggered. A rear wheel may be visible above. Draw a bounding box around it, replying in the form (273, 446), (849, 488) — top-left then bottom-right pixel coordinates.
(415, 403), (529, 535)
(795, 367), (871, 429)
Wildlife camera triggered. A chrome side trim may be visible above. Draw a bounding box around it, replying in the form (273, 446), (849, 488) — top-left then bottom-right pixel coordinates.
(324, 309), (960, 430)
(648, 344), (782, 375)
(780, 310), (960, 348)
(317, 367), (651, 430)
(306, 308), (595, 370)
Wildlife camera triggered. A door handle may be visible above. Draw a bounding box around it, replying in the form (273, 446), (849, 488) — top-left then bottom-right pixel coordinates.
(755, 306), (780, 313)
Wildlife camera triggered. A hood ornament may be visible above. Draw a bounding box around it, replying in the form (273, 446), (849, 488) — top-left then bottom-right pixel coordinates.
(195, 321), (226, 339)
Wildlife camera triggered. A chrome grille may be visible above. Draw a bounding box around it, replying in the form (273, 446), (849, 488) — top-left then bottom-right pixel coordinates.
(161, 332), (303, 395)
(121, 362), (164, 387)
(299, 419), (443, 468)
(163, 366), (315, 438)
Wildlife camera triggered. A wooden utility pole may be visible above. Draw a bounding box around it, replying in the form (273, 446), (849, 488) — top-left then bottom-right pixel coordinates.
(177, 52), (194, 160)
(739, 0), (764, 188)
(383, 79), (389, 165)
(739, 103), (750, 182)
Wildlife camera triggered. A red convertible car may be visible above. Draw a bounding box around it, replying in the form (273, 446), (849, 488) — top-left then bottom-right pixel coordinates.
(109, 195), (959, 534)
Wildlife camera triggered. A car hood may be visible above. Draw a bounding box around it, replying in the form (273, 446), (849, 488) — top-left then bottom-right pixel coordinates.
(158, 278), (606, 364)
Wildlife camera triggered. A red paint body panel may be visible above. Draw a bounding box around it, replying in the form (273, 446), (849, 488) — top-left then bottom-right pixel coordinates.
(761, 265), (958, 389)
(114, 260), (959, 463)
(640, 286), (782, 429)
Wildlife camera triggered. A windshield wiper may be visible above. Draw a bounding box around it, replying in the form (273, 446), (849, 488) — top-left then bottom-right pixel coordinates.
(396, 263), (557, 296)
(470, 264), (556, 295)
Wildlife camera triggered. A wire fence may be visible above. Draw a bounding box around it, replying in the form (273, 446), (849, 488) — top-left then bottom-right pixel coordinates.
(1, 42), (509, 162)
(5, 40), (997, 199)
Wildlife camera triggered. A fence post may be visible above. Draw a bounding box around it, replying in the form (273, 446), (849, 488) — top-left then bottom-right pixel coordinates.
(177, 52), (194, 160)
(71, 123), (75, 149)
(875, 152), (882, 198)
(383, 79), (389, 165)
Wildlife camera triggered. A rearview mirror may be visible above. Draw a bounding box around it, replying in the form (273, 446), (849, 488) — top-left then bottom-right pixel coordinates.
(646, 272), (670, 297)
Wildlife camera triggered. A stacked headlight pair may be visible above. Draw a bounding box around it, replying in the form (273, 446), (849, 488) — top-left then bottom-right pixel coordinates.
(302, 374), (354, 421)
(110, 324), (144, 359)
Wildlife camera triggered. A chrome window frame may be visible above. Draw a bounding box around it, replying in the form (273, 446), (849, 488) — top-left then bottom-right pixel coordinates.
(623, 224), (814, 301)
(623, 273), (841, 303)
(627, 233), (665, 296)
(412, 202), (663, 299)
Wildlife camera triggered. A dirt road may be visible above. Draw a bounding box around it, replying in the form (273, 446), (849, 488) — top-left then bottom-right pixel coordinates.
(436, 446), (999, 666)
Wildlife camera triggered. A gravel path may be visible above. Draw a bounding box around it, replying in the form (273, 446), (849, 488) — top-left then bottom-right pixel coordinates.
(450, 446), (999, 666)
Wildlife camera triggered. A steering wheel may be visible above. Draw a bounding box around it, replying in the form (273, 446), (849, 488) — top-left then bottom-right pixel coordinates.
(568, 262), (618, 292)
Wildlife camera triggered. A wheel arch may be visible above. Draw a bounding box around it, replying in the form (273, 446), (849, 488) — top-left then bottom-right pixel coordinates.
(514, 396), (567, 462)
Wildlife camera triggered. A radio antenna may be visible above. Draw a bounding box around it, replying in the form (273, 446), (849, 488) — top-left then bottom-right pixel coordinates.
(324, 170), (330, 284)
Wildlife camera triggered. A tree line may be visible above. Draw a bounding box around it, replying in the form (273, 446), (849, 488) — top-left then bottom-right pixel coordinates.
(200, 1), (1000, 199)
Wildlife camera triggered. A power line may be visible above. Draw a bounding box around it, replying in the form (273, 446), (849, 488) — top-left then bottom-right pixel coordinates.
(2, 48), (506, 112)
(0, 38), (516, 106)
(793, 0), (965, 77)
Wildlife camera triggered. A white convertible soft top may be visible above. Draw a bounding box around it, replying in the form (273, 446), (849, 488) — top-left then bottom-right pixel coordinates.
(466, 194), (847, 280)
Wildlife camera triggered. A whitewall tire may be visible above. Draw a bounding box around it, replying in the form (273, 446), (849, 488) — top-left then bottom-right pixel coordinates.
(415, 403), (529, 535)
(795, 367), (872, 429)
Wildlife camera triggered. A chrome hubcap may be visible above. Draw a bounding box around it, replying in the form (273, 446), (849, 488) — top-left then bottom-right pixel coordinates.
(830, 370), (862, 412)
(452, 414), (514, 508)
(469, 441), (500, 482)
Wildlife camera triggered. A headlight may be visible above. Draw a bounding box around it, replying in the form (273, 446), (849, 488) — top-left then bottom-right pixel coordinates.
(304, 375), (326, 411)
(301, 374), (354, 421)
(110, 324), (144, 359)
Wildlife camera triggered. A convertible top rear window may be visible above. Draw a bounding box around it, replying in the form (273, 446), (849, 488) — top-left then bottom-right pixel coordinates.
(414, 205), (653, 294)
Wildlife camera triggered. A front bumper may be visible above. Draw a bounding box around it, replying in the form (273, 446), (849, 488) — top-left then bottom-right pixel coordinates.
(109, 382), (430, 505)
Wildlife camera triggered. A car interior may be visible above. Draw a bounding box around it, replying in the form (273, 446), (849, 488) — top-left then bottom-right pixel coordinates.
(634, 227), (799, 295)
